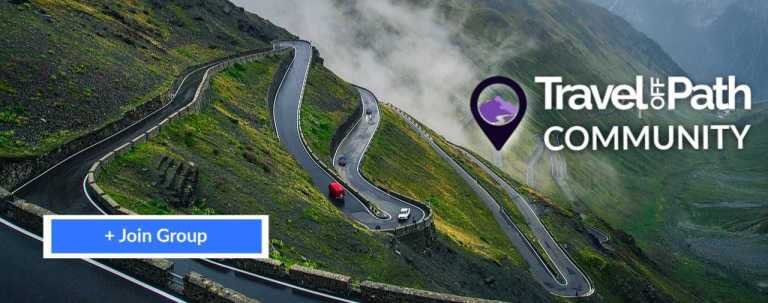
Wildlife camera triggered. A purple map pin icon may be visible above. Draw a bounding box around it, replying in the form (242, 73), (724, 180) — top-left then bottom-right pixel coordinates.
(470, 76), (527, 151)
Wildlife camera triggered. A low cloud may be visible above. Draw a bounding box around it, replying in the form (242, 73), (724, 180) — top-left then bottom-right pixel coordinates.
(234, 0), (481, 146)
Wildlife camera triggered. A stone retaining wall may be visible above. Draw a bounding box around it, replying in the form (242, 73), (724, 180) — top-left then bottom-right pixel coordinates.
(0, 95), (166, 190)
(335, 87), (434, 236)
(289, 264), (351, 296)
(372, 185), (435, 237)
(295, 85), (436, 236)
(103, 258), (173, 287)
(184, 272), (259, 303)
(298, 123), (390, 220)
(360, 281), (503, 303)
(230, 258), (287, 279)
(0, 187), (11, 205)
(2, 197), (53, 235)
(224, 258), (510, 303)
(329, 103), (362, 159)
(0, 188), (260, 302)
(8, 43), (505, 303)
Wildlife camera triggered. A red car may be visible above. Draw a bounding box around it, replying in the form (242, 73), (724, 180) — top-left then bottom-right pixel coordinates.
(328, 182), (345, 200)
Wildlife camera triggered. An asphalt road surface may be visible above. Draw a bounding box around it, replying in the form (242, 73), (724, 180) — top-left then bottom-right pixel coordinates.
(7, 48), (350, 303)
(272, 41), (417, 230)
(396, 112), (594, 297)
(332, 87), (426, 225)
(275, 39), (593, 297)
(3, 37), (596, 301)
(0, 219), (177, 302)
(463, 151), (593, 297)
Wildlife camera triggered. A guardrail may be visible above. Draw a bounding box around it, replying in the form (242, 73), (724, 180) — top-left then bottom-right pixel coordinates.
(267, 49), (296, 113)
(271, 41), (423, 228)
(296, 123), (390, 220)
(0, 188), (256, 303)
(73, 42), (500, 302)
(329, 103), (363, 159)
(346, 85), (435, 236)
(392, 107), (596, 296)
(293, 79), (435, 235)
(1, 45), (280, 191)
(86, 48), (288, 215)
(222, 258), (505, 303)
(285, 47), (390, 222)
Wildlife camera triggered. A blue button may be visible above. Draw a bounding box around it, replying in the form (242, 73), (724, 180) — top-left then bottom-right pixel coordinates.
(43, 215), (269, 259)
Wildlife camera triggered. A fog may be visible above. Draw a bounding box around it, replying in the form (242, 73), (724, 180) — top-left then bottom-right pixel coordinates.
(232, 0), (481, 146)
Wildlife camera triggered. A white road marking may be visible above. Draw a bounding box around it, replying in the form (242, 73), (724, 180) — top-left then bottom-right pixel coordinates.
(76, 43), (356, 303)
(10, 63), (213, 195)
(0, 216), (186, 302)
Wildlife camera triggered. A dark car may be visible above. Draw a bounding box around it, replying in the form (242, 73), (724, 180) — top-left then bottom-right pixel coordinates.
(338, 156), (347, 167)
(366, 109), (373, 115)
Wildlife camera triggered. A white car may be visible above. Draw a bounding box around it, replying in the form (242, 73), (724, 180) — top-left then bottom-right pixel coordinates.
(397, 208), (411, 221)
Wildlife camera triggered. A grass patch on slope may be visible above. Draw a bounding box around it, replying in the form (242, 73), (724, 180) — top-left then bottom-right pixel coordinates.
(430, 136), (565, 282)
(361, 106), (523, 265)
(299, 62), (359, 165)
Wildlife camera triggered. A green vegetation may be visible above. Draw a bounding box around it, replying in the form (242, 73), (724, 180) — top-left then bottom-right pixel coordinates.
(299, 62), (359, 165)
(465, 146), (701, 302)
(429, 133), (563, 282)
(0, 0), (294, 157)
(408, 114), (696, 301)
(429, 1), (768, 300)
(539, 208), (699, 303)
(362, 106), (524, 264)
(528, 108), (768, 302)
(99, 57), (549, 301)
(100, 55), (423, 285)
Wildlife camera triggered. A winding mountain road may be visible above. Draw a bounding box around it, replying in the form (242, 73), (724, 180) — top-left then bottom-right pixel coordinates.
(463, 151), (593, 297)
(391, 112), (593, 297)
(6, 47), (352, 303)
(272, 41), (425, 230)
(274, 40), (593, 297)
(331, 87), (426, 224)
(3, 37), (596, 301)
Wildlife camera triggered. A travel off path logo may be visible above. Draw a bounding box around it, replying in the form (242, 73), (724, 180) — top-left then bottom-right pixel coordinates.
(470, 76), (527, 151)
(471, 76), (753, 152)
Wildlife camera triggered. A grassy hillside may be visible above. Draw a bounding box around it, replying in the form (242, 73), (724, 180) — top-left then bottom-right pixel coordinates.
(364, 106), (698, 301)
(299, 60), (359, 165)
(297, 59), (551, 301)
(362, 106), (525, 264)
(0, 0), (293, 158)
(417, 1), (768, 300)
(99, 55), (425, 285)
(99, 57), (550, 301)
(644, 106), (768, 301)
(462, 146), (700, 303)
